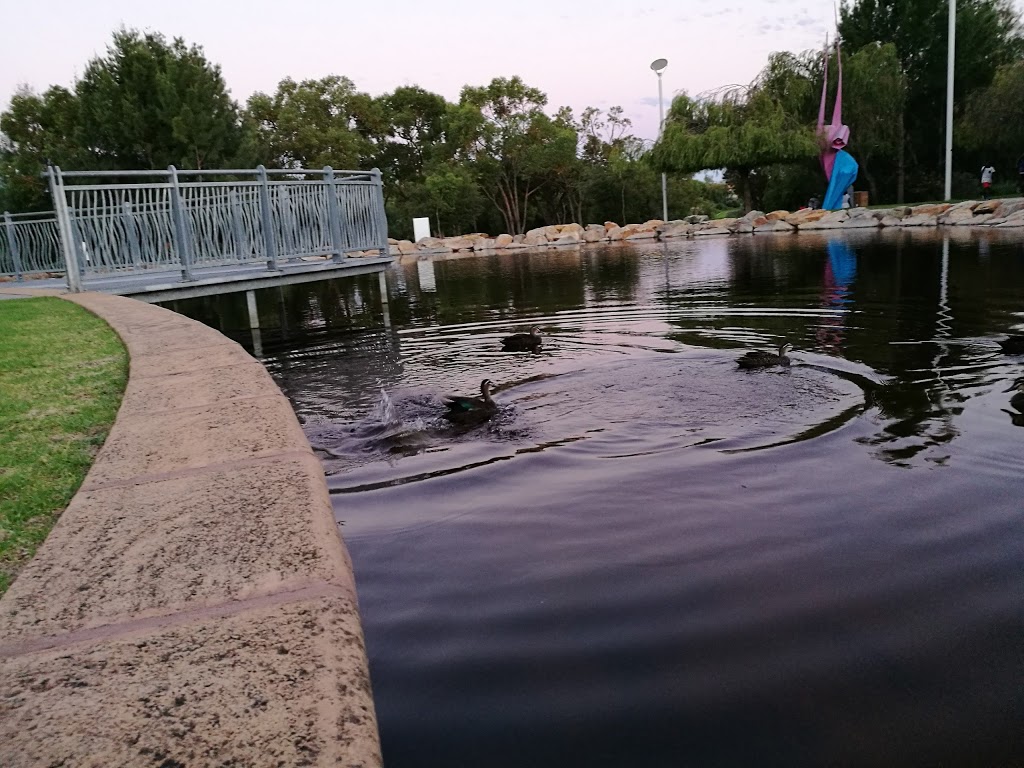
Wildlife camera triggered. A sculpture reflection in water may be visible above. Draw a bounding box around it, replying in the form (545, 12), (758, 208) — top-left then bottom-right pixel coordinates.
(816, 239), (856, 352)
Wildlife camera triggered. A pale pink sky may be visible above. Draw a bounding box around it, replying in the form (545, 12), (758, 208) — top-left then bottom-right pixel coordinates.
(3, 0), (1020, 143)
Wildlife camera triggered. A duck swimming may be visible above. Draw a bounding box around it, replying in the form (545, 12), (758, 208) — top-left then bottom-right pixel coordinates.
(737, 342), (794, 369)
(443, 379), (498, 424)
(997, 335), (1024, 355)
(501, 326), (543, 352)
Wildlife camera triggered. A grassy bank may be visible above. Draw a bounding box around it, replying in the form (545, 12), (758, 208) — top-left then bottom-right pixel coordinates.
(0, 297), (127, 595)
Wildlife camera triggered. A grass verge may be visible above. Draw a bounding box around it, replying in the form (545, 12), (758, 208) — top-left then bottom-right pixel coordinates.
(0, 297), (127, 595)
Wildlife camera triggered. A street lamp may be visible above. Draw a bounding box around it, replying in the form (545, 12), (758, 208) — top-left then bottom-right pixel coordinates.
(650, 57), (669, 221)
(943, 0), (955, 201)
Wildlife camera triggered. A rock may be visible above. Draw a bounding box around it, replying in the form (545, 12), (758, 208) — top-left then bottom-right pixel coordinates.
(625, 230), (658, 240)
(731, 220), (754, 234)
(388, 244), (401, 256)
(713, 217), (738, 230)
(846, 207), (876, 219)
(494, 233), (514, 248)
(996, 199), (1024, 217)
(513, 234), (526, 243)
(908, 203), (951, 217)
(387, 237), (399, 245)
(785, 209), (830, 226)
(765, 210), (790, 221)
(473, 238), (496, 250)
(502, 241), (530, 248)
(558, 223), (584, 235)
(938, 207), (976, 225)
(693, 227), (732, 237)
(416, 236), (443, 248)
(444, 237), (473, 251)
(551, 231), (581, 245)
(897, 214), (938, 227)
(840, 216), (881, 229)
(582, 229), (606, 243)
(603, 221), (619, 231)
(798, 210), (850, 230)
(397, 240), (416, 254)
(639, 219), (664, 231)
(658, 223), (691, 239)
(739, 210), (765, 222)
(752, 216), (769, 227)
(879, 216), (902, 227)
(958, 214), (992, 225)
(525, 227), (549, 241)
(607, 226), (625, 240)
(754, 220), (795, 233)
(523, 234), (547, 247)
(685, 214), (709, 224)
(585, 223), (605, 232)
(973, 199), (1001, 215)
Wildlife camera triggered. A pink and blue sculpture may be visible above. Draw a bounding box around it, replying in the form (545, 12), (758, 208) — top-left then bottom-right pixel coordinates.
(818, 39), (859, 210)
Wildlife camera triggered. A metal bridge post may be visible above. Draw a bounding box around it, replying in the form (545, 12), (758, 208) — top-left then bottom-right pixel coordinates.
(230, 189), (246, 259)
(122, 201), (142, 269)
(324, 166), (345, 262)
(257, 165), (279, 271)
(168, 165), (195, 282)
(371, 168), (389, 259)
(47, 165), (82, 292)
(3, 211), (24, 281)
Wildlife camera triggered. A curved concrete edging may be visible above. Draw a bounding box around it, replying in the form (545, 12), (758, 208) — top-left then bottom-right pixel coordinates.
(0, 293), (382, 767)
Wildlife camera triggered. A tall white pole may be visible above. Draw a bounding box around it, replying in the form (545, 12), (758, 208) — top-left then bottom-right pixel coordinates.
(657, 71), (668, 221)
(944, 0), (956, 201)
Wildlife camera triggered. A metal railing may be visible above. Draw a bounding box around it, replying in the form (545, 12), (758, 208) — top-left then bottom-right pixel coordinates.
(1, 211), (64, 278)
(2, 165), (390, 289)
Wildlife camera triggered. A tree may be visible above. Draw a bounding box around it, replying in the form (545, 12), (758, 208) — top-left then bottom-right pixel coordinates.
(651, 87), (819, 212)
(246, 76), (376, 170)
(0, 85), (82, 210)
(457, 77), (577, 234)
(958, 60), (1024, 168)
(839, 0), (1022, 197)
(76, 28), (245, 169)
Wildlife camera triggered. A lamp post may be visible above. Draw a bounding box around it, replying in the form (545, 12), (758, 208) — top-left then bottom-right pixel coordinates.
(651, 58), (669, 221)
(944, 0), (955, 201)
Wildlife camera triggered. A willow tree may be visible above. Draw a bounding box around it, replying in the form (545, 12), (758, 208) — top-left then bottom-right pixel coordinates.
(650, 87), (818, 213)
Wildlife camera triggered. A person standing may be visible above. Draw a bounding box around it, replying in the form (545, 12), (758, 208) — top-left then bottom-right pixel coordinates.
(980, 164), (995, 200)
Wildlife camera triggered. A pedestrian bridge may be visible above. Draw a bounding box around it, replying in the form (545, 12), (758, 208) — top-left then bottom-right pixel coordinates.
(1, 165), (393, 307)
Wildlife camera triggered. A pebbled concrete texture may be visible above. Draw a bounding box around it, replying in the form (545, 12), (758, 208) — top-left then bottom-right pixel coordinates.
(0, 293), (381, 767)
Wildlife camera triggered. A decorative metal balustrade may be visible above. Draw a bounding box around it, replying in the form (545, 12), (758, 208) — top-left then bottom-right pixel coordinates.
(2, 165), (389, 290)
(1, 211), (63, 278)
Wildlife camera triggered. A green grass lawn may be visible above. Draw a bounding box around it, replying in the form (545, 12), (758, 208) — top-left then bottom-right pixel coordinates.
(0, 297), (127, 595)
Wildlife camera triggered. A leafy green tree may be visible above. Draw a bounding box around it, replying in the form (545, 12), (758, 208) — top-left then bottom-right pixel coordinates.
(839, 0), (1022, 197)
(958, 60), (1024, 170)
(76, 28), (245, 169)
(651, 88), (819, 212)
(246, 75), (376, 170)
(457, 76), (577, 234)
(0, 86), (82, 210)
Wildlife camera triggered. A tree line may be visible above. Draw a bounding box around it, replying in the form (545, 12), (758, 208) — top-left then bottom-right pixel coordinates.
(653, 0), (1024, 209)
(2, 1), (1022, 237)
(0, 30), (733, 239)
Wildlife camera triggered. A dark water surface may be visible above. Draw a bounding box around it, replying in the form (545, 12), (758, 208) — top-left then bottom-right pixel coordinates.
(173, 229), (1024, 767)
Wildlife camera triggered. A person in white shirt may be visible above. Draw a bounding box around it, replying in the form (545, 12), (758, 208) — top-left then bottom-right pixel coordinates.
(981, 165), (995, 199)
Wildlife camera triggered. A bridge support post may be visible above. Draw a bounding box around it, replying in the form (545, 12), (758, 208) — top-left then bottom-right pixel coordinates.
(324, 166), (345, 263)
(3, 211), (24, 281)
(378, 270), (391, 328)
(245, 289), (260, 331)
(257, 165), (279, 272)
(168, 165), (195, 282)
(47, 165), (83, 293)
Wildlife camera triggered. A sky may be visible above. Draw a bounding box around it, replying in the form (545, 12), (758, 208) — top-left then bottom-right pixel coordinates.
(3, 0), (1022, 144)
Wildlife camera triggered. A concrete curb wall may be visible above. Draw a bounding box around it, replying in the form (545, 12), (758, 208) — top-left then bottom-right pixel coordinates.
(0, 293), (381, 767)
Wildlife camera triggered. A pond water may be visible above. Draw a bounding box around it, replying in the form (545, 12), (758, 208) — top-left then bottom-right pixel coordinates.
(172, 228), (1024, 767)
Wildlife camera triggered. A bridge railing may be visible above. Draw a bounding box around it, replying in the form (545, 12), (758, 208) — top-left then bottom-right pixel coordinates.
(3, 165), (390, 290)
(1, 211), (64, 279)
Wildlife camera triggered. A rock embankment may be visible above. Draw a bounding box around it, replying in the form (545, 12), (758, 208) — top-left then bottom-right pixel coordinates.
(382, 198), (1024, 256)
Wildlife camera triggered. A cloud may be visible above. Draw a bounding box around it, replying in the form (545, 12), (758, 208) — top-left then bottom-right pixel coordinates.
(638, 96), (661, 108)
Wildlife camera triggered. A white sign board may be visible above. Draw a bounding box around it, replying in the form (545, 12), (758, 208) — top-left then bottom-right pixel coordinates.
(413, 217), (431, 242)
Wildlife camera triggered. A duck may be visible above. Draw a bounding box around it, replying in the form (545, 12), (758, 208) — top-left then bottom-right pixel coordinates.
(737, 342), (794, 369)
(501, 326), (543, 352)
(443, 379), (498, 424)
(1009, 384), (1024, 414)
(997, 335), (1024, 355)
